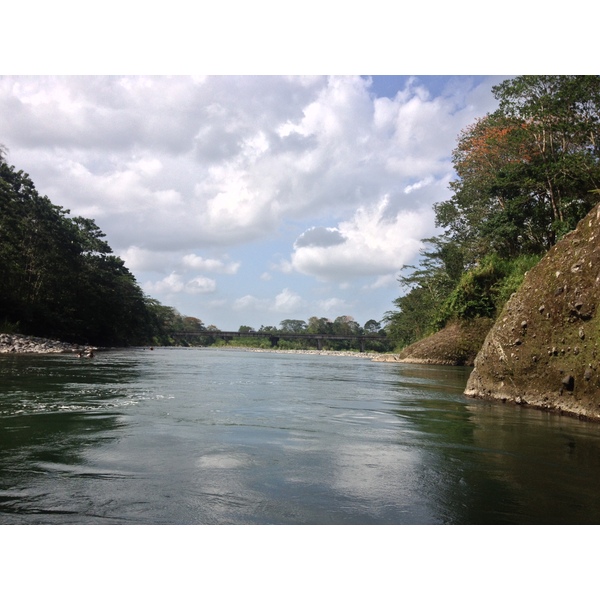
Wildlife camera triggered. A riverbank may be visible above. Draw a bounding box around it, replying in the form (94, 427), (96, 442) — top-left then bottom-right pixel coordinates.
(0, 333), (90, 354)
(210, 346), (386, 360)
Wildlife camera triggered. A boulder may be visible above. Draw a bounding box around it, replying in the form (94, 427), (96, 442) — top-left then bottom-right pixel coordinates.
(465, 202), (600, 420)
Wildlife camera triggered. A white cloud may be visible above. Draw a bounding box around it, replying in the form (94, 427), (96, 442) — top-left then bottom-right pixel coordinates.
(273, 288), (306, 313)
(145, 272), (185, 295)
(404, 176), (434, 194)
(233, 295), (268, 312)
(317, 297), (351, 314)
(0, 75), (496, 254)
(121, 247), (240, 277)
(289, 196), (430, 282)
(181, 254), (240, 274)
(294, 227), (346, 248)
(185, 276), (217, 294)
(145, 272), (216, 296)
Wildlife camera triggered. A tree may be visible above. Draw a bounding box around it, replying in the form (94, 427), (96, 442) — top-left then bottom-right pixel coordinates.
(279, 319), (307, 333)
(436, 76), (600, 261)
(307, 317), (333, 334)
(363, 319), (381, 334)
(0, 153), (167, 345)
(332, 316), (361, 335)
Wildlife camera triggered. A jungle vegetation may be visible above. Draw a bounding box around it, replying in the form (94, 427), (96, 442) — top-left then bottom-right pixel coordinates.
(0, 146), (190, 346)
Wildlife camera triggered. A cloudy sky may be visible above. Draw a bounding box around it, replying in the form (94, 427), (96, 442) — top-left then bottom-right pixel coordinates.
(0, 75), (510, 329)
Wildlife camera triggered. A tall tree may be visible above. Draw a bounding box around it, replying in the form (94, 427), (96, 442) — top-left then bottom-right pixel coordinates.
(0, 155), (158, 345)
(436, 76), (600, 261)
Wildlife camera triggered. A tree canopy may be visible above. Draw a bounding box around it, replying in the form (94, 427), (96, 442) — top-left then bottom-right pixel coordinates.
(0, 155), (176, 345)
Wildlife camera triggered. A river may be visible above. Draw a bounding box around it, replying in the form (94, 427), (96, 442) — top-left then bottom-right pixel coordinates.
(2, 347), (600, 525)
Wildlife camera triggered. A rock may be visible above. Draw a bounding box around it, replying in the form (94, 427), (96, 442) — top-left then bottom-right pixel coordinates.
(562, 375), (575, 391)
(0, 334), (87, 354)
(465, 202), (600, 421)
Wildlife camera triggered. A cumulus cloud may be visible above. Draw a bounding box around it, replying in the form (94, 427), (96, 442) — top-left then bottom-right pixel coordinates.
(181, 254), (240, 274)
(0, 75), (496, 252)
(145, 272), (216, 296)
(288, 196), (430, 282)
(232, 288), (306, 317)
(121, 247), (239, 277)
(233, 295), (269, 312)
(273, 288), (306, 313)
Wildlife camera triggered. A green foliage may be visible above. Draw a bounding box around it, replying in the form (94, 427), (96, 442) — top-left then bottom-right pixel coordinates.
(279, 319), (307, 333)
(226, 336), (272, 349)
(434, 254), (540, 328)
(384, 235), (467, 349)
(492, 254), (541, 308)
(0, 154), (184, 346)
(436, 75), (600, 263)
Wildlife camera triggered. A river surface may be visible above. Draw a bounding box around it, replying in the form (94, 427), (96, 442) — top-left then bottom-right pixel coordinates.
(1, 347), (600, 525)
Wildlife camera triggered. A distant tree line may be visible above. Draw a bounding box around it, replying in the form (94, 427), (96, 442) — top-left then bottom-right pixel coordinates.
(384, 75), (600, 350)
(176, 316), (391, 352)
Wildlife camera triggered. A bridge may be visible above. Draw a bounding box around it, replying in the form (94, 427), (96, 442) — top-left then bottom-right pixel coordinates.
(172, 330), (386, 352)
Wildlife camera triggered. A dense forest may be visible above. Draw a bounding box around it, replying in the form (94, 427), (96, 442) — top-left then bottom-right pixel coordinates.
(385, 75), (600, 350)
(0, 145), (190, 346)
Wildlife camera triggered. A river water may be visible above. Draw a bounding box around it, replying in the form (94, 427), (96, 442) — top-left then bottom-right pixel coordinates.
(1, 347), (600, 525)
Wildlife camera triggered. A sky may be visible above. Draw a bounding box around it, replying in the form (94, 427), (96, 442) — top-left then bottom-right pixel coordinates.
(0, 74), (509, 330)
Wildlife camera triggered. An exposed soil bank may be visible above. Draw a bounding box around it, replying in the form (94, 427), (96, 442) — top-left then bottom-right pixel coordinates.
(372, 318), (494, 366)
(466, 202), (600, 421)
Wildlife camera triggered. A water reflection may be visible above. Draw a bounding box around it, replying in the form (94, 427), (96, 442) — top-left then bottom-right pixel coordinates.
(387, 363), (600, 524)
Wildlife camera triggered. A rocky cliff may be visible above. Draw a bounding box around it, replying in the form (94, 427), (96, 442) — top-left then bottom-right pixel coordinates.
(465, 202), (600, 420)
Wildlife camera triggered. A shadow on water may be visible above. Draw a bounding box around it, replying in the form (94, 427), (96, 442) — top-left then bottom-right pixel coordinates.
(387, 363), (600, 524)
(0, 353), (141, 524)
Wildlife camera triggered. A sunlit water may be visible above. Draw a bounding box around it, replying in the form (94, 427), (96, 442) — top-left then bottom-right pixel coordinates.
(2, 347), (600, 524)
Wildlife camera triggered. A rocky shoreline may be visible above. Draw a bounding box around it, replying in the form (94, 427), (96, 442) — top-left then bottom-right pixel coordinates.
(211, 347), (386, 360)
(0, 333), (91, 354)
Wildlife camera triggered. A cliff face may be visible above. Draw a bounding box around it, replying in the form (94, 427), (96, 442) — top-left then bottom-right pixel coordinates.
(465, 202), (600, 420)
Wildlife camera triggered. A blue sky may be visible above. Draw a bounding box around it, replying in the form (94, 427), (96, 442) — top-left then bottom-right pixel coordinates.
(0, 75), (508, 330)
